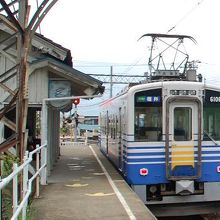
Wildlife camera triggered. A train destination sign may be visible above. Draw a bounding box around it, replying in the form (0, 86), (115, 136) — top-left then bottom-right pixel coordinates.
(135, 88), (162, 107)
(136, 96), (161, 103)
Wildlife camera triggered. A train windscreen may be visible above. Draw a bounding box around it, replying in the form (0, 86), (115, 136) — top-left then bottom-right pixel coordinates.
(134, 88), (162, 141)
(174, 107), (192, 141)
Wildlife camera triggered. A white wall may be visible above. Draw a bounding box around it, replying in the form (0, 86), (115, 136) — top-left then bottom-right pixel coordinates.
(29, 68), (48, 103)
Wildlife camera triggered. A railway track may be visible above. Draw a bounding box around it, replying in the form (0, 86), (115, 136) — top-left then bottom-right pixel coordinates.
(158, 215), (203, 220)
(148, 202), (220, 220)
(158, 214), (220, 220)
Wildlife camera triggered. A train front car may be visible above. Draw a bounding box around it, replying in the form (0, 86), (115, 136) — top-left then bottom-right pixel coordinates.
(99, 34), (220, 216)
(128, 81), (220, 205)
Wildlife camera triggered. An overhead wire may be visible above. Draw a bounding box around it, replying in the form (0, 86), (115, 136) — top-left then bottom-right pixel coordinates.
(120, 56), (147, 75)
(36, 0), (41, 34)
(73, 62), (148, 68)
(167, 0), (205, 33)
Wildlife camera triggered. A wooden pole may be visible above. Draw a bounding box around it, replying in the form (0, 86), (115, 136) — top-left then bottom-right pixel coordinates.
(16, 0), (30, 161)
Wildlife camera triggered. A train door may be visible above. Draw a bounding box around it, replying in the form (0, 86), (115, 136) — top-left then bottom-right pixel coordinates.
(118, 107), (123, 171)
(165, 98), (202, 180)
(106, 110), (109, 155)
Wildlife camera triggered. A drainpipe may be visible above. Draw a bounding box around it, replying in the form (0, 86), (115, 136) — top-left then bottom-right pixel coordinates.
(41, 99), (48, 185)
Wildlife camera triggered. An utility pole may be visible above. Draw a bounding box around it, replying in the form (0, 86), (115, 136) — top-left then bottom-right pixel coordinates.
(110, 66), (113, 98)
(0, 0), (58, 161)
(72, 98), (80, 142)
(74, 105), (78, 142)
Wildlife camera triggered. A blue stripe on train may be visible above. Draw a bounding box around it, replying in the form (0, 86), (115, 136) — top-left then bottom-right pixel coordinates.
(125, 155), (220, 163)
(126, 158), (165, 163)
(127, 146), (165, 149)
(103, 142), (220, 184)
(127, 152), (165, 156)
(125, 156), (220, 162)
(125, 162), (220, 185)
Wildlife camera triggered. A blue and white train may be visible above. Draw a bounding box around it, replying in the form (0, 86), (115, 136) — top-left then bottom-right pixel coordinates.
(99, 34), (220, 215)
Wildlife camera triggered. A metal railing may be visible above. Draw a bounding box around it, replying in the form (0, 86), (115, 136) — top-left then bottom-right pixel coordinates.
(0, 142), (47, 220)
(60, 130), (98, 147)
(60, 141), (86, 147)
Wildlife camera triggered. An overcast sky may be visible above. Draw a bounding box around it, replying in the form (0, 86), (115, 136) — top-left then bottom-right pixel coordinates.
(33, 0), (220, 115)
(38, 0), (220, 67)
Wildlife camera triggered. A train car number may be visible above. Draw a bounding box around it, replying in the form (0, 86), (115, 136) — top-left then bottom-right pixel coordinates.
(210, 96), (220, 102)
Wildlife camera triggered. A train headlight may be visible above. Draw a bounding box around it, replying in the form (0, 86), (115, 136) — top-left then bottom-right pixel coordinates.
(140, 168), (148, 176)
(149, 185), (157, 193)
(217, 166), (220, 173)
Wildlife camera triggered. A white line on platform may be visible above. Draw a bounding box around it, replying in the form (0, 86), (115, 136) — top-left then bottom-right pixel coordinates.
(89, 145), (137, 220)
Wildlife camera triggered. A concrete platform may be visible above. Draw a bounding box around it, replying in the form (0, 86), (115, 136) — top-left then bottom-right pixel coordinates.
(30, 144), (156, 220)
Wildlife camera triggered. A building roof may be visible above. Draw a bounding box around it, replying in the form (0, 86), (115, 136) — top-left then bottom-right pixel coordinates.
(30, 57), (104, 96)
(0, 19), (105, 97)
(32, 33), (105, 96)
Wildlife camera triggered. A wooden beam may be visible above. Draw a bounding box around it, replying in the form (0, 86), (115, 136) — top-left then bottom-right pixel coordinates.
(0, 72), (17, 84)
(1, 116), (16, 131)
(0, 90), (18, 120)
(0, 33), (17, 49)
(0, 50), (17, 63)
(0, 134), (17, 153)
(0, 65), (17, 80)
(0, 34), (17, 63)
(0, 82), (16, 95)
(0, 103), (15, 116)
(0, 14), (18, 32)
(0, 0), (18, 13)
(0, 0), (23, 34)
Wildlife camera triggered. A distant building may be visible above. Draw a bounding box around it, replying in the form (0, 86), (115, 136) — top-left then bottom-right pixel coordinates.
(78, 116), (99, 138)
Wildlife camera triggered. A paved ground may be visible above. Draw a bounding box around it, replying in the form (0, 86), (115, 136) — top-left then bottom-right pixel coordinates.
(30, 144), (156, 220)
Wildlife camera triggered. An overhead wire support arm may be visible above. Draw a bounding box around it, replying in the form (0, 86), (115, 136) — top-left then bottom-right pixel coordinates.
(138, 33), (197, 76)
(28, 0), (50, 31)
(150, 38), (186, 64)
(171, 40), (182, 70)
(139, 33), (197, 44)
(30, 0), (58, 36)
(148, 37), (155, 73)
